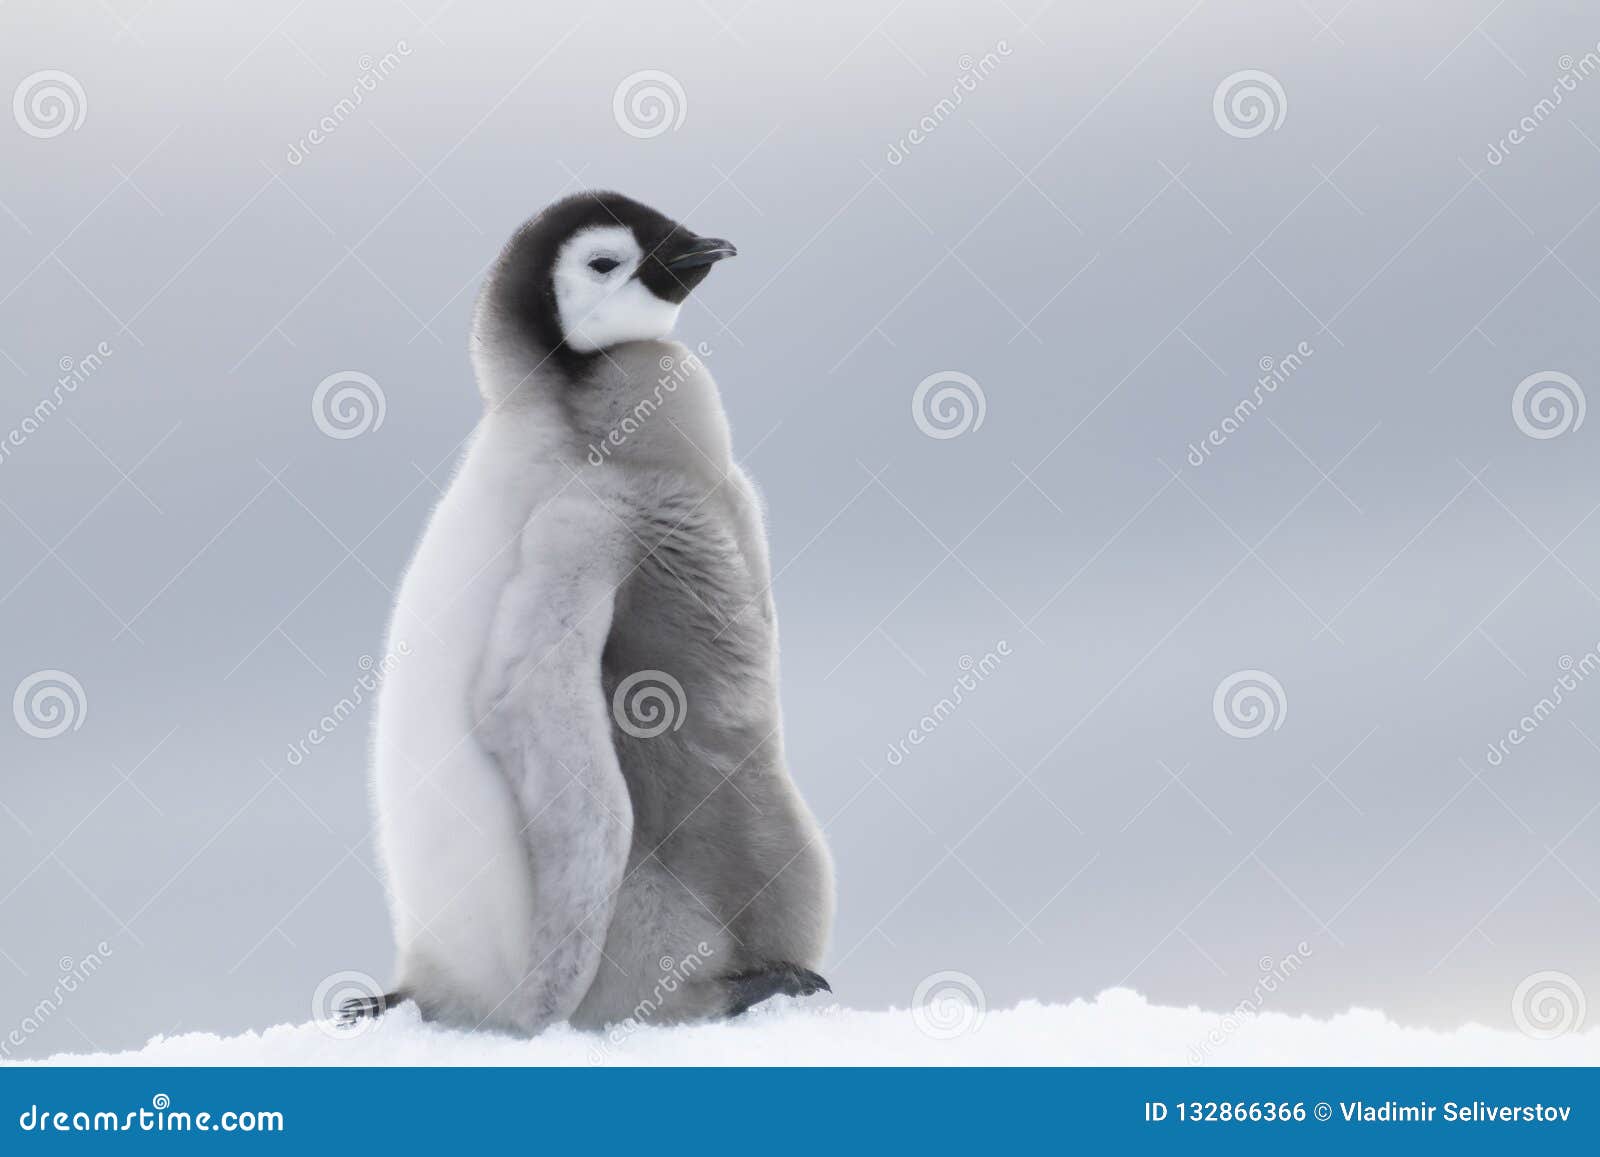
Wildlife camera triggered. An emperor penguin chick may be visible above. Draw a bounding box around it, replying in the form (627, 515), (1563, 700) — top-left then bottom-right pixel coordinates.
(361, 191), (834, 1035)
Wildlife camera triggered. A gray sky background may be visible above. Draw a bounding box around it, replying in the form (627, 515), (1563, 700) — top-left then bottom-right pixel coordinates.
(3, 0), (1600, 1059)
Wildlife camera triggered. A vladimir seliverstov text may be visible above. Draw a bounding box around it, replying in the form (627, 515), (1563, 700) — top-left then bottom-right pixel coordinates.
(1341, 1101), (1571, 1124)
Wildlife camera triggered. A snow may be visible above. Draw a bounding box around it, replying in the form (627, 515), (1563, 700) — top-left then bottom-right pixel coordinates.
(14, 989), (1600, 1066)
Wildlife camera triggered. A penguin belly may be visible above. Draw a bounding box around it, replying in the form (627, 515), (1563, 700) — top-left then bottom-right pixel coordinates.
(371, 431), (548, 1030)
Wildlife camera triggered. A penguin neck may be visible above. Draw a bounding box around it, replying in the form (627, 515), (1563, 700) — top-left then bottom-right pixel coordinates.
(470, 330), (732, 481)
(470, 303), (596, 408)
(565, 339), (733, 479)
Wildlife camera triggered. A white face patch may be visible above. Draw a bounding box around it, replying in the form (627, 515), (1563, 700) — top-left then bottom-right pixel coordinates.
(553, 225), (683, 352)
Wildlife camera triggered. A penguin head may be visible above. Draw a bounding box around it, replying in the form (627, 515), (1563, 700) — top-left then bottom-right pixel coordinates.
(477, 191), (735, 375)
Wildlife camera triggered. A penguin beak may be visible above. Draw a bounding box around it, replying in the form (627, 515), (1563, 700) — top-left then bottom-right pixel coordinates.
(663, 236), (738, 271)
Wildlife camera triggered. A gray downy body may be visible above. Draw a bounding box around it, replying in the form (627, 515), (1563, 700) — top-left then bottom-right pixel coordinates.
(368, 192), (833, 1035)
(562, 341), (833, 1027)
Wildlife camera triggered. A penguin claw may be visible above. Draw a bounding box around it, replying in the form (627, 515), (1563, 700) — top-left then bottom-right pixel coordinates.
(336, 992), (402, 1026)
(723, 963), (832, 1017)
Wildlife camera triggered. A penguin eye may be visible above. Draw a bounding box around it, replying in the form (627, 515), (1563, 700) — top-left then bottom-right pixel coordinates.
(588, 256), (621, 274)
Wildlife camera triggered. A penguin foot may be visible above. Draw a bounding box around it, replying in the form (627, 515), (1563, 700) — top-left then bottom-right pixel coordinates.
(723, 963), (831, 1017)
(336, 991), (404, 1026)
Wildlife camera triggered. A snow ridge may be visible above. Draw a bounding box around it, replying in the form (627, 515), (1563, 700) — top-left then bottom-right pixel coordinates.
(17, 989), (1600, 1067)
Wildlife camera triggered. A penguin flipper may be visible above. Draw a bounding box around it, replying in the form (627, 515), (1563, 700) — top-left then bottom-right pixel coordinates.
(723, 963), (831, 1017)
(484, 497), (636, 1033)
